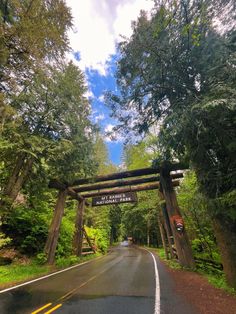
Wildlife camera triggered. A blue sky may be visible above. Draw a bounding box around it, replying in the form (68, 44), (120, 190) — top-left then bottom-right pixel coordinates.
(66, 0), (154, 165)
(85, 56), (123, 165)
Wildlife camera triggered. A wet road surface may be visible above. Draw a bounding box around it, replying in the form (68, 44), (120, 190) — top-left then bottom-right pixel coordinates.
(0, 245), (198, 314)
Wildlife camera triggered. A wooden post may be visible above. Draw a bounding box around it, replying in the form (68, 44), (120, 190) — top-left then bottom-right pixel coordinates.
(158, 214), (169, 259)
(73, 199), (85, 256)
(159, 191), (175, 259)
(44, 189), (67, 264)
(160, 165), (195, 268)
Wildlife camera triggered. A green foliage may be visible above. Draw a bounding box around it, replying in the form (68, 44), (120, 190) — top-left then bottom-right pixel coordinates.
(0, 232), (11, 250)
(156, 248), (182, 270)
(120, 141), (160, 246)
(109, 205), (122, 243)
(207, 274), (236, 294)
(86, 226), (110, 253)
(0, 0), (72, 93)
(0, 0), (113, 281)
(55, 255), (79, 268)
(56, 209), (76, 258)
(35, 253), (47, 265)
(2, 204), (49, 254)
(177, 171), (220, 261)
(93, 134), (118, 175)
(106, 0), (235, 200)
(123, 142), (152, 169)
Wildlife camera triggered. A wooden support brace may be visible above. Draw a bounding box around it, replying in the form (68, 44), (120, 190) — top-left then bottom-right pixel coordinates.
(44, 189), (68, 264)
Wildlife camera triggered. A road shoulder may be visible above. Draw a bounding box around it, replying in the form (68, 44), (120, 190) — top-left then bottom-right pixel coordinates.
(150, 248), (236, 314)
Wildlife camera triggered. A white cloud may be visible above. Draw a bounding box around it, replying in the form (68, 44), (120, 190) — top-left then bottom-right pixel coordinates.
(104, 123), (124, 143)
(84, 89), (95, 99)
(66, 0), (153, 75)
(98, 94), (105, 102)
(94, 113), (105, 123)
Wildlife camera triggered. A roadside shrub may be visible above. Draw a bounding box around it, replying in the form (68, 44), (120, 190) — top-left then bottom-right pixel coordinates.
(2, 205), (48, 254)
(55, 255), (79, 268)
(35, 253), (47, 265)
(85, 226), (110, 253)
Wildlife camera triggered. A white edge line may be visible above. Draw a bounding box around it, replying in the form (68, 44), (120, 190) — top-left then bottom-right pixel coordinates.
(0, 256), (103, 294)
(142, 248), (160, 314)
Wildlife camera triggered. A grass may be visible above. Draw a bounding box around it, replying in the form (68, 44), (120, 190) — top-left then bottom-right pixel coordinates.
(202, 272), (236, 295)
(0, 252), (102, 288)
(0, 264), (51, 286)
(152, 247), (182, 270)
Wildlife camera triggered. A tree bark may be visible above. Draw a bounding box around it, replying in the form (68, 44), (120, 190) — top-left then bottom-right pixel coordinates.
(158, 215), (169, 259)
(73, 199), (85, 256)
(213, 214), (236, 289)
(8, 157), (34, 201)
(159, 191), (175, 259)
(4, 153), (26, 196)
(44, 189), (67, 264)
(3, 154), (34, 203)
(160, 167), (195, 268)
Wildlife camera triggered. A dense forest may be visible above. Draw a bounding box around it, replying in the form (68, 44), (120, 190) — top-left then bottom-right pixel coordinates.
(106, 0), (236, 288)
(0, 0), (236, 291)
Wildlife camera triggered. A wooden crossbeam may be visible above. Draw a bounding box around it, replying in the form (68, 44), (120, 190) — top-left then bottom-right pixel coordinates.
(71, 167), (158, 186)
(70, 163), (186, 186)
(48, 180), (86, 203)
(81, 180), (179, 198)
(74, 173), (183, 193)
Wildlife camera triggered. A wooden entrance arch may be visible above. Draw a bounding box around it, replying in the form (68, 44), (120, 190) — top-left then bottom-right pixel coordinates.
(46, 162), (195, 268)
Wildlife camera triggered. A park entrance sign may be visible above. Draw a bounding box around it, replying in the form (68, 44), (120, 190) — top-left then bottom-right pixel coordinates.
(92, 192), (137, 206)
(48, 163), (196, 270)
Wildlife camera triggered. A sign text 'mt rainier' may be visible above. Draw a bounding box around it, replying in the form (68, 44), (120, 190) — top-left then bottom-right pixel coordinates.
(92, 192), (137, 206)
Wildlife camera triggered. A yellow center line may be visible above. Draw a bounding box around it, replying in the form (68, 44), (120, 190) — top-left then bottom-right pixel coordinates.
(31, 256), (123, 314)
(43, 304), (62, 314)
(31, 303), (52, 314)
(59, 257), (123, 303)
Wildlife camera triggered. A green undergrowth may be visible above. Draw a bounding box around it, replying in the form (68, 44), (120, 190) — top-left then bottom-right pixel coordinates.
(204, 273), (235, 294)
(0, 253), (102, 288)
(155, 247), (236, 295)
(55, 252), (102, 268)
(0, 264), (51, 286)
(154, 247), (182, 270)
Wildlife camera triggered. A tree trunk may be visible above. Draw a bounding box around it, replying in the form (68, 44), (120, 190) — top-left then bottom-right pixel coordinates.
(44, 189), (67, 264)
(160, 167), (195, 268)
(213, 214), (236, 289)
(73, 199), (85, 256)
(8, 157), (34, 202)
(4, 153), (26, 196)
(3, 154), (34, 203)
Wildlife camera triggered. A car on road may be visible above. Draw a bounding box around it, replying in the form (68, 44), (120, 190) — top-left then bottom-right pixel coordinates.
(121, 240), (129, 247)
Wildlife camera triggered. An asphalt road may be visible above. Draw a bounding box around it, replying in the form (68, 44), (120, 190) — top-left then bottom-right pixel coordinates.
(0, 244), (198, 314)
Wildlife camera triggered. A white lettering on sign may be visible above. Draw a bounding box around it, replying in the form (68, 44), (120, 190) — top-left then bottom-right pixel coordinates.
(92, 192), (137, 206)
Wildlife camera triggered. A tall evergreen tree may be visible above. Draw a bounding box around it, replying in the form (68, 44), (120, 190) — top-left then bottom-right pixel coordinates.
(106, 0), (236, 287)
